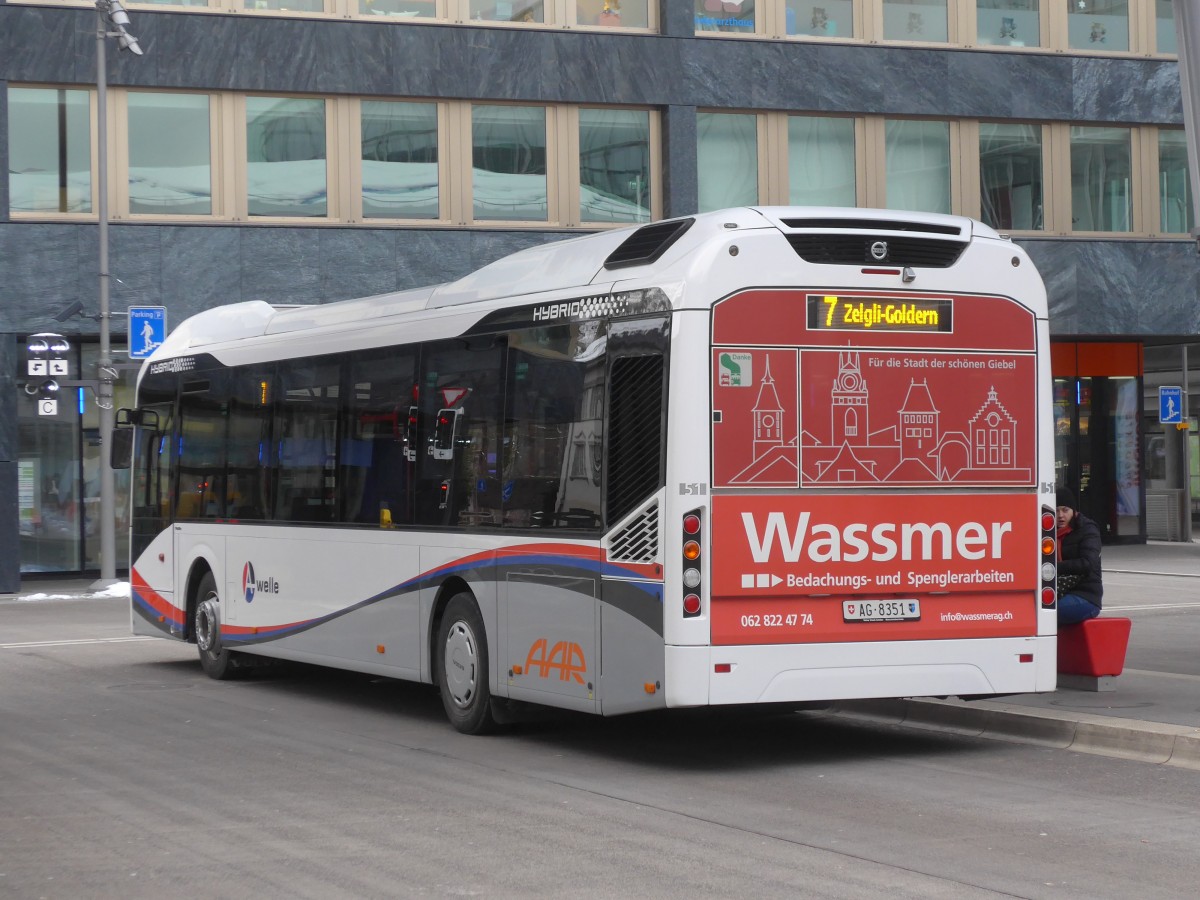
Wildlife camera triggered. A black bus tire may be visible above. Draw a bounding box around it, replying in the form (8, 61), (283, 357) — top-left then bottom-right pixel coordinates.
(195, 571), (241, 680)
(436, 593), (495, 735)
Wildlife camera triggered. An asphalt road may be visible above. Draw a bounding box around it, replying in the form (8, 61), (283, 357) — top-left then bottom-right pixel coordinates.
(3, 596), (1200, 899)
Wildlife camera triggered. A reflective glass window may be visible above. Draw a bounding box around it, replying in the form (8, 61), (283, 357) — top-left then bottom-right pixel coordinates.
(1070, 126), (1131, 232)
(1159, 130), (1194, 234)
(1157, 0), (1177, 53)
(8, 87), (91, 214)
(340, 350), (419, 526)
(579, 108), (651, 224)
(578, 0), (648, 27)
(469, 0), (544, 22)
(243, 0), (325, 11)
(246, 97), (327, 217)
(695, 0), (756, 34)
(361, 100), (439, 219)
(976, 0), (1039, 47)
(472, 105), (548, 222)
(1067, 0), (1128, 52)
(697, 112), (758, 212)
(882, 0), (947, 42)
(980, 122), (1044, 230)
(784, 1), (851, 37)
(19, 347), (83, 573)
(884, 119), (949, 214)
(359, 0), (437, 17)
(787, 115), (855, 206)
(273, 362), (340, 522)
(128, 92), (211, 216)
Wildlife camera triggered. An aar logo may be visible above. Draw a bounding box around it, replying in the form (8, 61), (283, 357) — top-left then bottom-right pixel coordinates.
(242, 562), (280, 604)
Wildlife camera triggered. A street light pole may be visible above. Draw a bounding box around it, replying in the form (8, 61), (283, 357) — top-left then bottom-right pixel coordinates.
(94, 0), (141, 587)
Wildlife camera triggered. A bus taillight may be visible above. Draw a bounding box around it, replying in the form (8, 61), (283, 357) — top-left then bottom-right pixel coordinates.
(682, 507), (704, 618)
(1040, 504), (1057, 608)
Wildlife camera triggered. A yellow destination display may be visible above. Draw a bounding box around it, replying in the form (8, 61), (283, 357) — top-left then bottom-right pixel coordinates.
(806, 294), (954, 333)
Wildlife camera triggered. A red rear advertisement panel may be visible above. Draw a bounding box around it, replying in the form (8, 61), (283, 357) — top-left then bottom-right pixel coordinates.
(709, 288), (1040, 646)
(709, 493), (1039, 645)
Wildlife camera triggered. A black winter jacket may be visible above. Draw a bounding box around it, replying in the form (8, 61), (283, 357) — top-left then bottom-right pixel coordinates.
(1058, 511), (1103, 608)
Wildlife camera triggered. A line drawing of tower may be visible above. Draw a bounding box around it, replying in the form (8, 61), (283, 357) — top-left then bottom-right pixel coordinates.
(752, 355), (785, 459)
(898, 378), (939, 461)
(830, 349), (869, 446)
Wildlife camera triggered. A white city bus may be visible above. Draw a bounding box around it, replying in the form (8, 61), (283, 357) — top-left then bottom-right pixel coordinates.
(119, 207), (1059, 733)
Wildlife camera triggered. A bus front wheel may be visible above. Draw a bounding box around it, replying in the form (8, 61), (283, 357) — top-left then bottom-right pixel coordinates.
(436, 593), (495, 735)
(195, 572), (240, 680)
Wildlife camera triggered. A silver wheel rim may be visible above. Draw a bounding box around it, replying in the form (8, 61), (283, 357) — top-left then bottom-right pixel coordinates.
(196, 597), (221, 653)
(442, 620), (479, 709)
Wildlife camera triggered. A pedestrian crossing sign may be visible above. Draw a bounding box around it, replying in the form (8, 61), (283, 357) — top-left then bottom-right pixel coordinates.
(128, 306), (167, 359)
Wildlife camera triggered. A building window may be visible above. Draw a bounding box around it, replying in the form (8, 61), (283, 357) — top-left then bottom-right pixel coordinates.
(784, 1), (852, 37)
(127, 92), (212, 216)
(472, 104), (548, 222)
(1156, 0), (1177, 53)
(7, 87), (91, 215)
(578, 0), (649, 27)
(788, 115), (856, 206)
(1067, 0), (1128, 52)
(696, 0), (757, 34)
(697, 112), (759, 211)
(976, 0), (1039, 47)
(358, 0), (438, 17)
(882, 0), (947, 42)
(579, 108), (651, 224)
(884, 119), (950, 214)
(244, 0), (326, 10)
(1071, 125), (1131, 232)
(1159, 129), (1194, 234)
(471, 0), (545, 22)
(979, 122), (1043, 231)
(360, 100), (439, 220)
(246, 96), (328, 218)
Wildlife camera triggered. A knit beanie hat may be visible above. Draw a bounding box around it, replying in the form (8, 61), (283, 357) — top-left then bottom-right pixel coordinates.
(1056, 487), (1076, 510)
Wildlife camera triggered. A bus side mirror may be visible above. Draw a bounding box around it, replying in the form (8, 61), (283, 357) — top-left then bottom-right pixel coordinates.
(110, 426), (134, 470)
(431, 408), (461, 460)
(115, 407), (159, 430)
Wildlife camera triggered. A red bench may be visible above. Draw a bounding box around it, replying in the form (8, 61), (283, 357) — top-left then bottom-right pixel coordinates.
(1057, 616), (1132, 692)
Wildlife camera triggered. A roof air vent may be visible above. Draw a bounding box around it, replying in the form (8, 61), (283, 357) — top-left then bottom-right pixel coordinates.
(604, 218), (695, 270)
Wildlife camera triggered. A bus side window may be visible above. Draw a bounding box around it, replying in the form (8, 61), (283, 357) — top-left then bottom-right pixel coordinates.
(273, 361), (340, 523)
(415, 339), (504, 528)
(177, 376), (227, 520)
(503, 323), (604, 531)
(339, 350), (418, 527)
(226, 368), (273, 521)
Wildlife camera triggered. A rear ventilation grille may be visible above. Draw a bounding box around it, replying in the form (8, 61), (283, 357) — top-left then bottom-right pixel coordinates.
(607, 355), (665, 523)
(604, 218), (694, 270)
(606, 500), (661, 564)
(786, 234), (967, 268)
(781, 217), (964, 236)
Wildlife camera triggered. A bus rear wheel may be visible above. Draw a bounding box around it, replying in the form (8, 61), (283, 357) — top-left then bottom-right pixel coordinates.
(195, 571), (241, 680)
(436, 593), (495, 735)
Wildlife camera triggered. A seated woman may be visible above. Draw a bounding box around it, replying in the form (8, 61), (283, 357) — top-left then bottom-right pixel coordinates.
(1055, 487), (1103, 625)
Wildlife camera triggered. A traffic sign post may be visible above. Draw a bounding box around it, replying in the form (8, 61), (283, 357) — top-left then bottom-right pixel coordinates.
(128, 306), (167, 359)
(1160, 385), (1184, 425)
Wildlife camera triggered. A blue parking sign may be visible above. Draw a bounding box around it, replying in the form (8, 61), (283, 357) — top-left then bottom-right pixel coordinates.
(128, 306), (167, 359)
(1159, 386), (1183, 424)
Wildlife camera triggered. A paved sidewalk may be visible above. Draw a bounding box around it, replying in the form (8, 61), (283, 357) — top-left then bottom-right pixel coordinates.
(6, 542), (1200, 767)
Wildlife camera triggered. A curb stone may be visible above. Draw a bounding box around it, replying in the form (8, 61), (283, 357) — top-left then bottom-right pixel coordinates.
(831, 698), (1200, 771)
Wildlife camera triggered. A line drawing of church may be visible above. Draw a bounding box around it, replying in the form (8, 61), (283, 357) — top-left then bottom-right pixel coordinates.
(728, 349), (1032, 486)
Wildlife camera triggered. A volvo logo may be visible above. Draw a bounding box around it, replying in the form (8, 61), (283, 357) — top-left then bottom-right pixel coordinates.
(869, 241), (889, 261)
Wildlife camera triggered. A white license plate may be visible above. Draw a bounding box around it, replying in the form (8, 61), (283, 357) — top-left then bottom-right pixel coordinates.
(842, 599), (921, 622)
